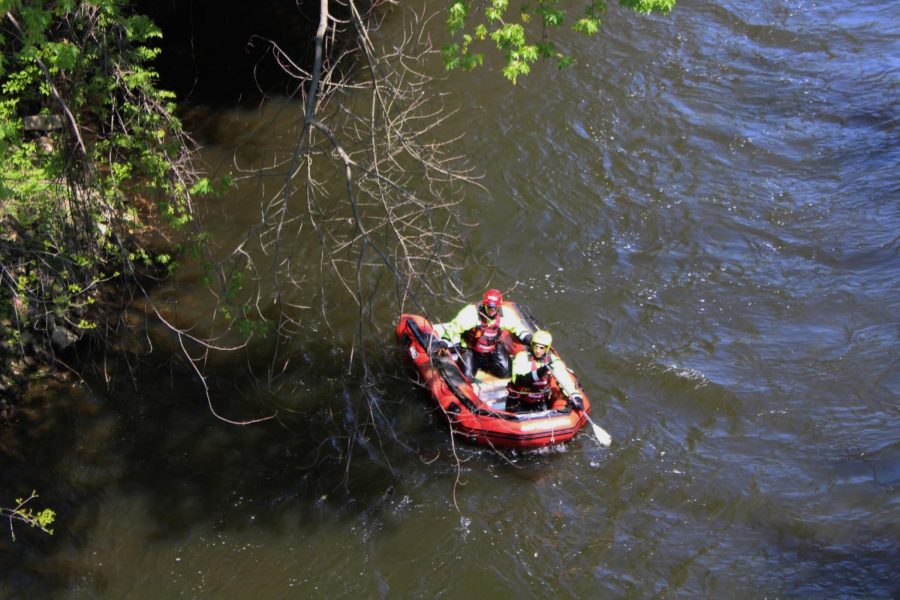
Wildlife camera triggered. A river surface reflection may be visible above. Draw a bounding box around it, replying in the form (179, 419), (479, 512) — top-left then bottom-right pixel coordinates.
(3, 0), (898, 597)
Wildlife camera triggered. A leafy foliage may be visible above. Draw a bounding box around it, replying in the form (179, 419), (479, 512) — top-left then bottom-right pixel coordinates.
(2, 491), (55, 541)
(0, 0), (201, 351)
(442, 0), (676, 83)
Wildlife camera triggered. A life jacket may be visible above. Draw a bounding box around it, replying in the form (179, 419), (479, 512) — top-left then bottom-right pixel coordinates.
(507, 354), (552, 404)
(465, 306), (503, 353)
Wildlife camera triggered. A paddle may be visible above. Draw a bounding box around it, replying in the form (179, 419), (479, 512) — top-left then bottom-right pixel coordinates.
(580, 408), (612, 447)
(539, 353), (611, 447)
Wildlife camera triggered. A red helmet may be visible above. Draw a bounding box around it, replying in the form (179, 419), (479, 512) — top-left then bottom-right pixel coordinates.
(482, 289), (502, 309)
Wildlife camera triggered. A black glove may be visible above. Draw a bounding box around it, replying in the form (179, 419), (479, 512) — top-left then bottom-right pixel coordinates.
(535, 364), (550, 379)
(436, 338), (451, 350)
(569, 395), (584, 411)
(521, 332), (533, 346)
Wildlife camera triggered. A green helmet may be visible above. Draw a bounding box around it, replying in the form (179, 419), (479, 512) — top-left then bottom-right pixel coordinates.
(532, 329), (552, 350)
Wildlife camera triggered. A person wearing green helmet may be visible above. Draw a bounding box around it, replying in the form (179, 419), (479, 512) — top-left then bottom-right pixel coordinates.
(506, 329), (584, 412)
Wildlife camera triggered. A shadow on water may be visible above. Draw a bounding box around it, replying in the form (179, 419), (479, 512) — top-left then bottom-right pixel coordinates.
(0, 333), (442, 597)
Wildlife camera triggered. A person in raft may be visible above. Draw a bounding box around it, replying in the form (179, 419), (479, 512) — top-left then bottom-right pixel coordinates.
(439, 288), (532, 379)
(506, 329), (585, 412)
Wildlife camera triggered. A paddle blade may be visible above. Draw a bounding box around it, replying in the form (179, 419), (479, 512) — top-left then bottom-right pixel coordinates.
(586, 415), (612, 446)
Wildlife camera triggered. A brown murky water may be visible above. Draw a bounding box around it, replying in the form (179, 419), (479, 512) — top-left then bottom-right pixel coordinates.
(3, 1), (898, 597)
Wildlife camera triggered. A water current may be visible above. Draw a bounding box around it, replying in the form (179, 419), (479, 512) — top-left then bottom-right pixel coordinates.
(2, 0), (898, 597)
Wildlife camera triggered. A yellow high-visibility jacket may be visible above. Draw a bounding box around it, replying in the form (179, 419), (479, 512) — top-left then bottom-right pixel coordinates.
(441, 304), (530, 349)
(510, 349), (579, 398)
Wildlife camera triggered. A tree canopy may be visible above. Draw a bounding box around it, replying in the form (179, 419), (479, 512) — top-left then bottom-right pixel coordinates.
(1, 0), (203, 358)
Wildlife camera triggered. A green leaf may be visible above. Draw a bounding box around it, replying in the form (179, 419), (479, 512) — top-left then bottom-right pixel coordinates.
(501, 60), (530, 84)
(447, 2), (468, 32)
(619, 0), (675, 15)
(490, 23), (526, 50)
(519, 45), (539, 63)
(441, 43), (461, 71)
(542, 9), (565, 28)
(556, 55), (575, 70)
(537, 41), (556, 59)
(189, 177), (213, 196)
(573, 17), (600, 35)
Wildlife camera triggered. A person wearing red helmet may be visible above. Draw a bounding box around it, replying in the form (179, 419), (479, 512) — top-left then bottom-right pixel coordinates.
(439, 289), (531, 379)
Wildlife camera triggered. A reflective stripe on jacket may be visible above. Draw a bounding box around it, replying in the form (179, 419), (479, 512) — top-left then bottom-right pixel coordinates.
(467, 310), (502, 353)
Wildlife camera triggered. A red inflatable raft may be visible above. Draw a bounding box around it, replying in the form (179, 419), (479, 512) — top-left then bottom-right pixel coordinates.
(396, 302), (597, 450)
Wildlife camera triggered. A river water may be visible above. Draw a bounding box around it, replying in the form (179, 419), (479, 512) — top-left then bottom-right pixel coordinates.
(3, 0), (898, 597)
